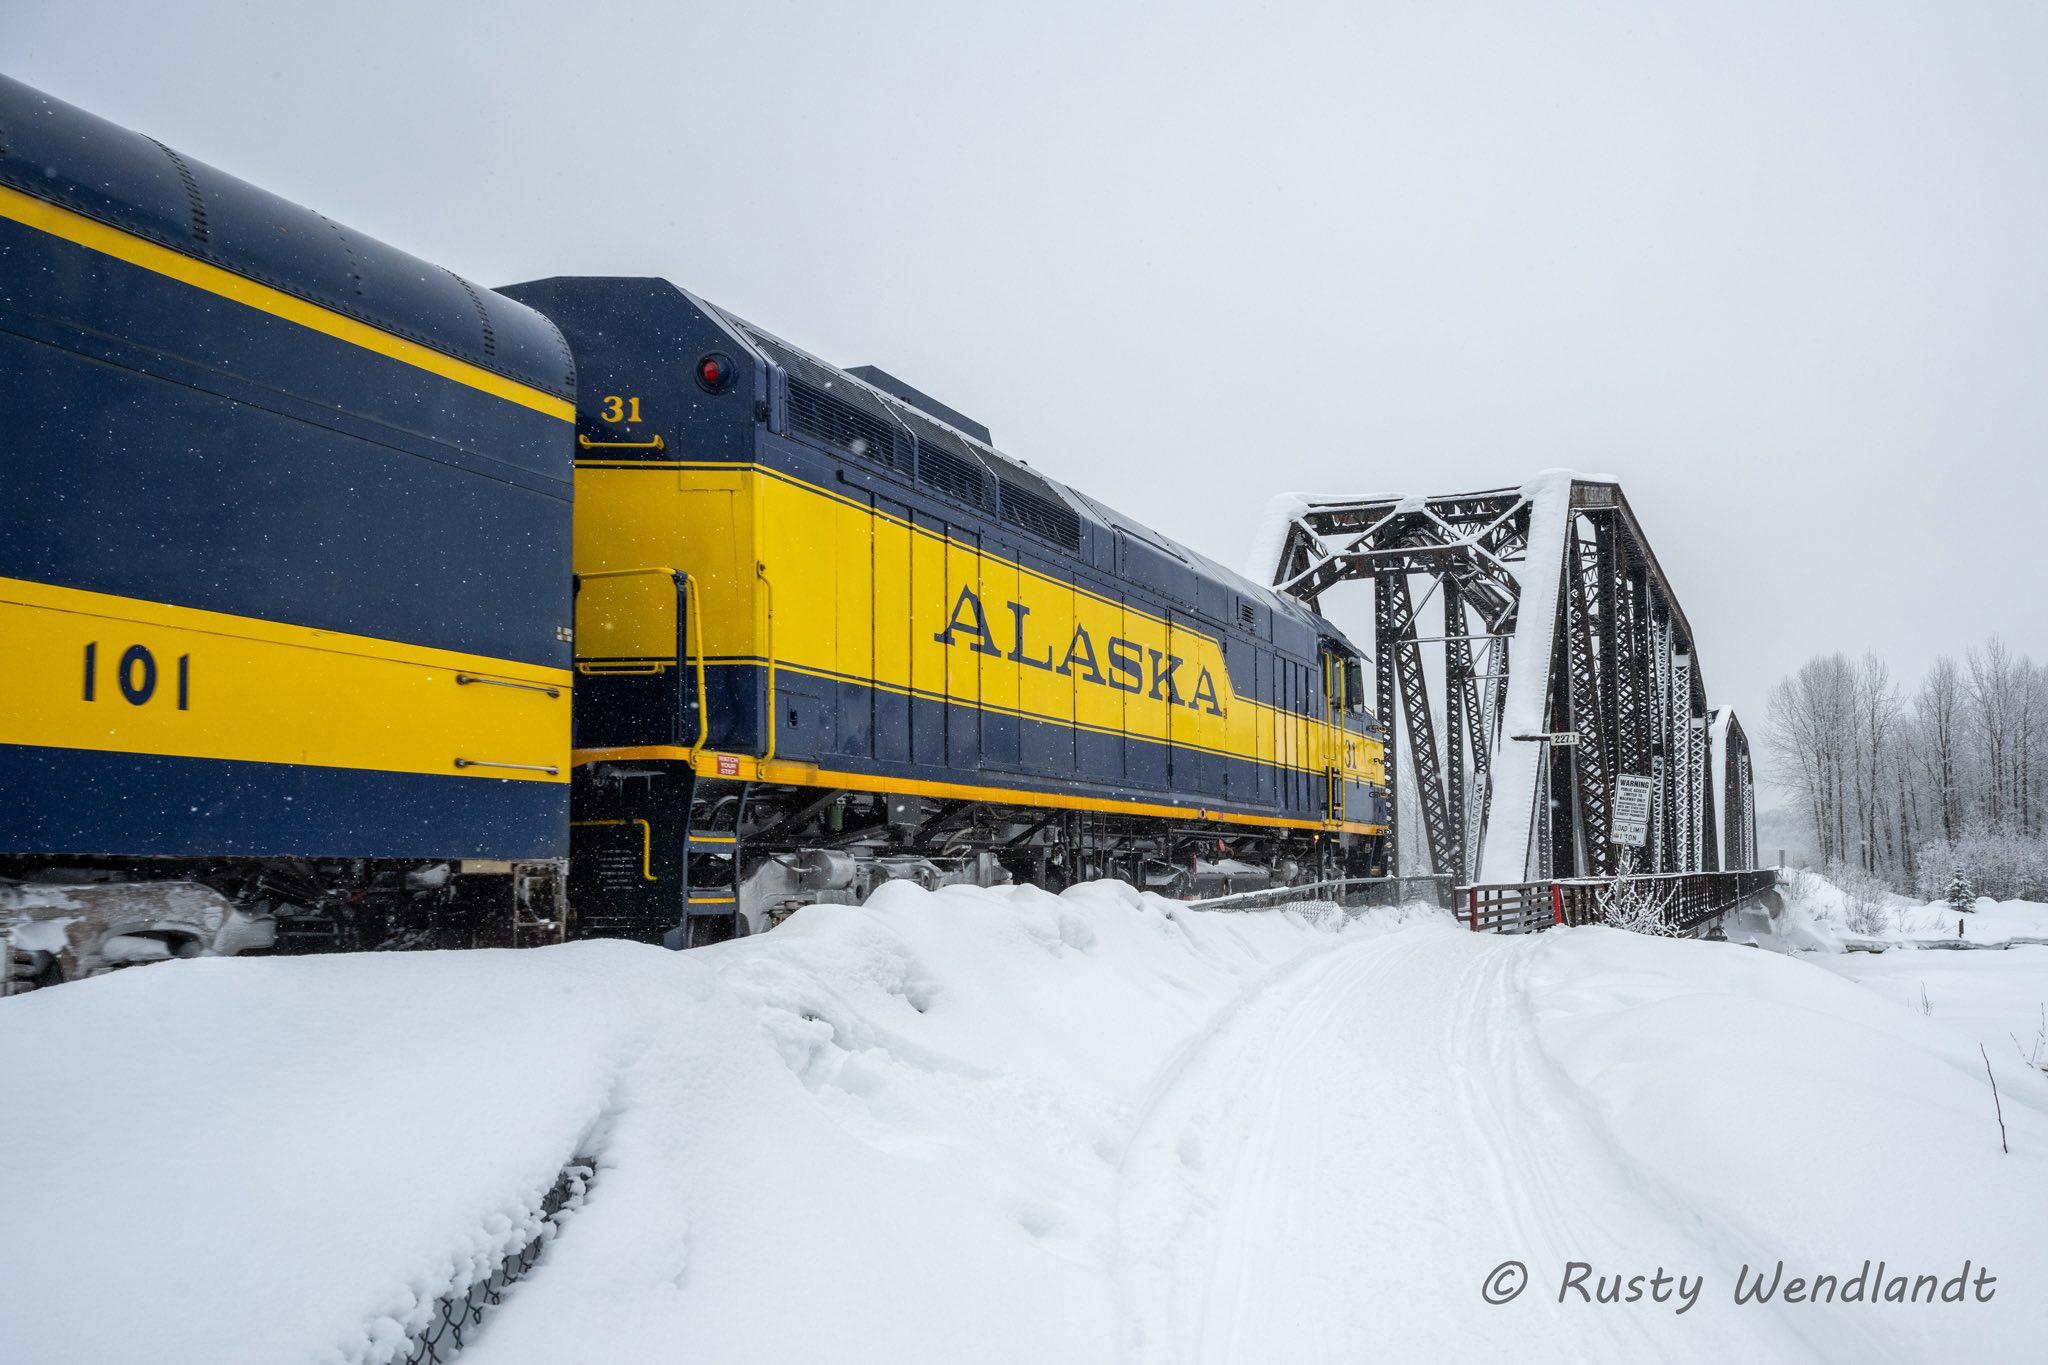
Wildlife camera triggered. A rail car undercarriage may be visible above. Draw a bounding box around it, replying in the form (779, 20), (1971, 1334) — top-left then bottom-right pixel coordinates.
(3, 783), (1379, 991)
(571, 766), (1385, 947)
(1, 857), (569, 993)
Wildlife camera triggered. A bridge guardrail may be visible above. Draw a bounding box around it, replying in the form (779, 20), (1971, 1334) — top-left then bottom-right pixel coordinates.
(1458, 868), (1781, 935)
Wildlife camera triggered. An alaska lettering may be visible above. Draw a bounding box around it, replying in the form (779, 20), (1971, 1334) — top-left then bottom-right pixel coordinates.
(933, 585), (1005, 657)
(935, 586), (1226, 717)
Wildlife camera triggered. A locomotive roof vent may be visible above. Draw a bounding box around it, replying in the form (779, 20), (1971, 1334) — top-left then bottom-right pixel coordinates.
(846, 365), (992, 446)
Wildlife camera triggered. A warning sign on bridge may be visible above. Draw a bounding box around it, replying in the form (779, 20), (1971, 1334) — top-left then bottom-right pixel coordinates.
(1611, 773), (1654, 847)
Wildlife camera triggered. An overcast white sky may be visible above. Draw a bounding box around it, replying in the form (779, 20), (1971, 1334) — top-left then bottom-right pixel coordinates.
(9, 1), (2047, 790)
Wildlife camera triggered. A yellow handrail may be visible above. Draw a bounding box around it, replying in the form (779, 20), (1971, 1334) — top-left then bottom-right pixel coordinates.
(756, 560), (777, 764)
(683, 573), (708, 762)
(578, 566), (680, 580)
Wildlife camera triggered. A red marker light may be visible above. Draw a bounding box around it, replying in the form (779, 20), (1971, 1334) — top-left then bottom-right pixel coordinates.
(696, 352), (735, 393)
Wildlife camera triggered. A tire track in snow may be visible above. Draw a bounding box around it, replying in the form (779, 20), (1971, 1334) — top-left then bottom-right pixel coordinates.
(1111, 936), (1362, 1363)
(1112, 926), (1827, 1365)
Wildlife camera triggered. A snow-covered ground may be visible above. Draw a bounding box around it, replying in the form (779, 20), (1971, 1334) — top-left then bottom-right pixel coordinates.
(1815, 945), (2048, 1075)
(1727, 868), (2048, 954)
(4, 881), (2046, 1364)
(1737, 872), (2048, 1155)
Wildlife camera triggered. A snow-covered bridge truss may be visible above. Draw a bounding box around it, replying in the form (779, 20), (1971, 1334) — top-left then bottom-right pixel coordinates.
(1262, 474), (1757, 884)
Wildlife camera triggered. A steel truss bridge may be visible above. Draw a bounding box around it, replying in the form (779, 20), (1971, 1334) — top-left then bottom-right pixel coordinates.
(1263, 474), (1759, 891)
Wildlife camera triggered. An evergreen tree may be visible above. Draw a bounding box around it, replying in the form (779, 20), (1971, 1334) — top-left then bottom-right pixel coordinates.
(1945, 862), (1975, 913)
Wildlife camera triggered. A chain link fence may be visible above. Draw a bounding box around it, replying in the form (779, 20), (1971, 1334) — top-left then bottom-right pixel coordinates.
(399, 1157), (595, 1365)
(1188, 875), (1456, 915)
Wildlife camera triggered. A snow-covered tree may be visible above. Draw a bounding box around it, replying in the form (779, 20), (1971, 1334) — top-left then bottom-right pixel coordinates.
(1945, 863), (1975, 914)
(1597, 849), (1681, 937)
(1828, 859), (1892, 935)
(1770, 637), (2048, 899)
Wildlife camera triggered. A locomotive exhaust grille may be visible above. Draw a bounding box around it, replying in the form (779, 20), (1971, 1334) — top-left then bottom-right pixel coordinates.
(998, 478), (1081, 551)
(788, 378), (906, 472)
(917, 443), (991, 510)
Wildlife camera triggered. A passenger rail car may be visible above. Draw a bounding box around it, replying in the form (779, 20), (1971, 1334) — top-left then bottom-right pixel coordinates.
(0, 76), (575, 973)
(502, 278), (1389, 943)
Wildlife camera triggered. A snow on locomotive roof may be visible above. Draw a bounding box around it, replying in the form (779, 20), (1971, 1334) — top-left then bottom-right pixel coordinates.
(0, 74), (573, 399)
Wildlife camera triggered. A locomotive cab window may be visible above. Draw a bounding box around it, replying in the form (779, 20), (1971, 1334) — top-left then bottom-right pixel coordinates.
(1343, 656), (1367, 714)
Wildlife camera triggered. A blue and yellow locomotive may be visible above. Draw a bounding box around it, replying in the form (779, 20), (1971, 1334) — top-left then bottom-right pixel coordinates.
(0, 76), (1384, 970)
(507, 277), (1388, 943)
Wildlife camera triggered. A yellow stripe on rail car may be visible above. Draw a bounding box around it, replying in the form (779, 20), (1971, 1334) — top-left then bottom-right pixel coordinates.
(0, 183), (573, 423)
(0, 577), (571, 782)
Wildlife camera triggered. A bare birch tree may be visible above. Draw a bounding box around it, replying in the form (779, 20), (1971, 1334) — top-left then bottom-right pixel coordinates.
(1918, 655), (1965, 841)
(1772, 640), (2048, 899)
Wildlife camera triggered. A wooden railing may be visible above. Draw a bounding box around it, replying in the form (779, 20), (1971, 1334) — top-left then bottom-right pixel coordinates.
(1460, 869), (1780, 936)
(1464, 883), (1560, 934)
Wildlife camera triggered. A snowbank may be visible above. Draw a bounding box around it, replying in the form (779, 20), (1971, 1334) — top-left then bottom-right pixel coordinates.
(1727, 869), (2048, 953)
(1813, 944), (2048, 1074)
(1521, 929), (2048, 1364)
(4, 882), (2046, 1364)
(0, 884), (1427, 1364)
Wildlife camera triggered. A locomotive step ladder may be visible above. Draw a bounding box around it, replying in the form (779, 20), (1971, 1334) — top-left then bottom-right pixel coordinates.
(679, 777), (750, 946)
